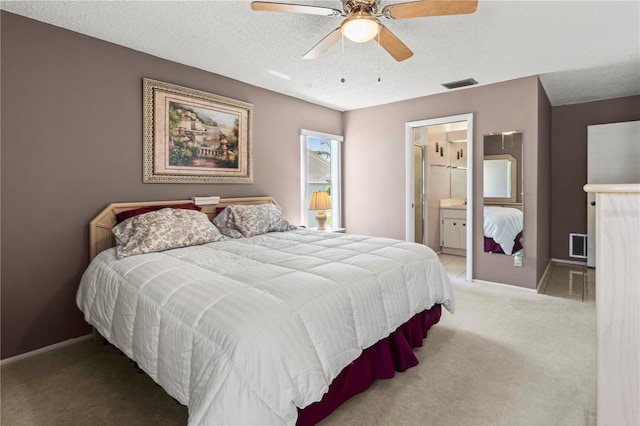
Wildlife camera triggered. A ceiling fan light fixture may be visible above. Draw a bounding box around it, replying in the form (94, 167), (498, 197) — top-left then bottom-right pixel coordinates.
(341, 15), (380, 43)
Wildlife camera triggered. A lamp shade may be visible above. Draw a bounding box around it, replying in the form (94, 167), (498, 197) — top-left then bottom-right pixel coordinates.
(309, 190), (332, 211)
(341, 15), (380, 43)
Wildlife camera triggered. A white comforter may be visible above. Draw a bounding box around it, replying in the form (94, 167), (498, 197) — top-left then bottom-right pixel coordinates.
(484, 206), (524, 255)
(77, 229), (454, 425)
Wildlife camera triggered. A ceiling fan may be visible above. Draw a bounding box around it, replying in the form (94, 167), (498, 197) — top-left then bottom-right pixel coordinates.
(251, 0), (478, 62)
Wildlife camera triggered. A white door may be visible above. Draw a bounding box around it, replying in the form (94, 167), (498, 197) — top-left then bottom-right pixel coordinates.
(587, 121), (640, 267)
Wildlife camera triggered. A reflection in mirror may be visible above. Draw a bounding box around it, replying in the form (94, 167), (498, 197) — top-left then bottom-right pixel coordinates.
(449, 138), (467, 199)
(414, 144), (425, 244)
(483, 131), (523, 257)
(484, 154), (516, 202)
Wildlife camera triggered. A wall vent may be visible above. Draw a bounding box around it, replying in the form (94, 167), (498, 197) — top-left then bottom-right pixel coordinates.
(569, 233), (588, 258)
(442, 78), (478, 90)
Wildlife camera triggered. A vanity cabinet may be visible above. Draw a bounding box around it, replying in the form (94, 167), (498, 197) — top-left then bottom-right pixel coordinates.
(440, 208), (466, 255)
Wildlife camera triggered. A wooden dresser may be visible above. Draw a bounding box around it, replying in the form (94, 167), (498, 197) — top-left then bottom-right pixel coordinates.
(584, 183), (639, 425)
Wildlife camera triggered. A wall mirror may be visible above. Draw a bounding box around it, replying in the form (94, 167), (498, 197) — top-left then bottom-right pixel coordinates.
(449, 131), (467, 199)
(483, 131), (523, 256)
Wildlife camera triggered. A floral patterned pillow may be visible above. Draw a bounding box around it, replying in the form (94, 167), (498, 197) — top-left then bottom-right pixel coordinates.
(113, 208), (226, 259)
(213, 204), (296, 238)
(231, 205), (272, 237)
(263, 203), (297, 232)
(212, 207), (244, 239)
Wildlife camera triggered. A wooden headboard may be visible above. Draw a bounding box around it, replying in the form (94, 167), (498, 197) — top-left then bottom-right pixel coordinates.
(89, 197), (278, 260)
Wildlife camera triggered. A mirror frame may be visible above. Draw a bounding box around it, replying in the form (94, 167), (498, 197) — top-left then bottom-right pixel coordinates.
(484, 154), (517, 203)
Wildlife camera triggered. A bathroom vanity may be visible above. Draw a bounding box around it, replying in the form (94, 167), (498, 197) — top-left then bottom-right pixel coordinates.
(440, 201), (467, 255)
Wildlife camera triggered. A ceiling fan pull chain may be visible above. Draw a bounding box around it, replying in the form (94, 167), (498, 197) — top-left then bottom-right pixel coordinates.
(340, 33), (345, 83)
(377, 31), (381, 82)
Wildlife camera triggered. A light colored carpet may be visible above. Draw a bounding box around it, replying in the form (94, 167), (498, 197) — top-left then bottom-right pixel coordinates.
(321, 279), (596, 425)
(1, 279), (596, 425)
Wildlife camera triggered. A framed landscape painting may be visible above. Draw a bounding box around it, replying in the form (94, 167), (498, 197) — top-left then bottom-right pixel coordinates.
(143, 78), (253, 183)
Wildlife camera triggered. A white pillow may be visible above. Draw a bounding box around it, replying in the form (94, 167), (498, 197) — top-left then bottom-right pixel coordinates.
(112, 208), (225, 259)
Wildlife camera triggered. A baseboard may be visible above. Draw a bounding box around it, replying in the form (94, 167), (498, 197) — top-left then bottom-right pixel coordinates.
(442, 248), (466, 257)
(537, 259), (554, 293)
(0, 334), (92, 367)
(551, 258), (588, 267)
(472, 279), (537, 292)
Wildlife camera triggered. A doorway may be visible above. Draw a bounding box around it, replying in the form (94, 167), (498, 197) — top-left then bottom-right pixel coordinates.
(405, 113), (474, 282)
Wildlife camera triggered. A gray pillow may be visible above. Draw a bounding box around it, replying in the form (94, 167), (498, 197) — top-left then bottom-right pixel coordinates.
(212, 206), (244, 239)
(213, 204), (296, 238)
(112, 208), (225, 259)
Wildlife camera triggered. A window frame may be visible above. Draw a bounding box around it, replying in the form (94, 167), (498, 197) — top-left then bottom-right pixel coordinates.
(300, 129), (343, 228)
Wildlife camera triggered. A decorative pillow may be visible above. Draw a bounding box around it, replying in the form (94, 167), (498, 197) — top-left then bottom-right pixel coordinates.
(115, 203), (201, 224)
(213, 204), (296, 238)
(231, 205), (272, 238)
(113, 208), (225, 259)
(263, 203), (297, 232)
(212, 207), (244, 239)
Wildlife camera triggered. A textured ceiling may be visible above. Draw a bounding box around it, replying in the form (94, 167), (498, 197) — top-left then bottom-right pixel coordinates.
(2, 0), (639, 111)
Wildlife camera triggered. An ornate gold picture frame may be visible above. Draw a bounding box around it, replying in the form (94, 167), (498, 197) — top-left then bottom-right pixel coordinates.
(143, 78), (253, 183)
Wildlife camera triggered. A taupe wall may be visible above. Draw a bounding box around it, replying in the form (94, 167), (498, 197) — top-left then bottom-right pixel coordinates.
(0, 12), (343, 359)
(343, 76), (547, 289)
(550, 95), (640, 261)
(536, 79), (552, 281)
(3, 10), (637, 360)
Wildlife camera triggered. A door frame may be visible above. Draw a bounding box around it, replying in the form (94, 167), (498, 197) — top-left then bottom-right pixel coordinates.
(405, 113), (474, 282)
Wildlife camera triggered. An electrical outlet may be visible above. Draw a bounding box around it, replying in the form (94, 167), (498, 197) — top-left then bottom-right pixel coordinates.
(514, 255), (523, 267)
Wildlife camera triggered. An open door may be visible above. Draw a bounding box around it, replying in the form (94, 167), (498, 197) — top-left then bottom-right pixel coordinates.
(587, 121), (640, 267)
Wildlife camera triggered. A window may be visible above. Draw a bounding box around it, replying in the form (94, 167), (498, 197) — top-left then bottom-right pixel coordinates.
(300, 129), (343, 228)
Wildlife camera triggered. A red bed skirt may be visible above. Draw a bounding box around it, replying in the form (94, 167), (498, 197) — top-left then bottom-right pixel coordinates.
(296, 304), (442, 425)
(484, 231), (523, 255)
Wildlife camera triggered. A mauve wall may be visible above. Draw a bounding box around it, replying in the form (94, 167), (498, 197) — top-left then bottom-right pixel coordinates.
(0, 12), (342, 359)
(550, 95), (640, 261)
(343, 76), (544, 289)
(536, 79), (552, 281)
(4, 11), (634, 360)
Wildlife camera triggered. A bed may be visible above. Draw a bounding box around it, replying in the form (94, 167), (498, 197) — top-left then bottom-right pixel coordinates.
(483, 206), (523, 255)
(77, 197), (455, 425)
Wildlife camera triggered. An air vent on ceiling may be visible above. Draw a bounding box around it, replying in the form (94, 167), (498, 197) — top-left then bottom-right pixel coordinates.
(442, 78), (478, 90)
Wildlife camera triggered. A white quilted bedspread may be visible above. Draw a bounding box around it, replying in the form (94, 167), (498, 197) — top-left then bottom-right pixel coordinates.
(484, 206), (524, 255)
(77, 229), (454, 425)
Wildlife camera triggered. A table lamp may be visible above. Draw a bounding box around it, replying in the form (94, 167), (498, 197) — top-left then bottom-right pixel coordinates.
(309, 190), (332, 230)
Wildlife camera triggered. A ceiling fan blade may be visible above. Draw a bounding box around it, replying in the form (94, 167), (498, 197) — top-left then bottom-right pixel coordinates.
(303, 28), (342, 59)
(375, 25), (413, 62)
(251, 1), (342, 16)
(382, 0), (478, 20)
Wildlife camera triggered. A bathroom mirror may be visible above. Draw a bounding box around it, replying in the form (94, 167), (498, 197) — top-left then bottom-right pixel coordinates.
(483, 131), (523, 256)
(449, 140), (467, 199)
